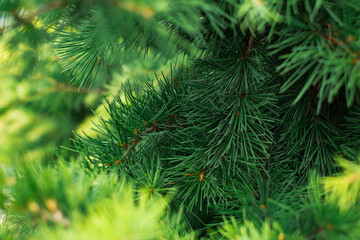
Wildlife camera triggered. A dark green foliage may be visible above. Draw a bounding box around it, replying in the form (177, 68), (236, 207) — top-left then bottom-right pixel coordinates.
(0, 0), (360, 239)
(341, 106), (360, 158)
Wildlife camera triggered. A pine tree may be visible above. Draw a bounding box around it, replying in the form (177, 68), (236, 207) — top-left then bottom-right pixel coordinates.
(0, 0), (360, 239)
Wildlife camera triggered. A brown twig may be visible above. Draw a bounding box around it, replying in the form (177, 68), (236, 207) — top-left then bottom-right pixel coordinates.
(12, 1), (66, 25)
(11, 11), (32, 26)
(184, 169), (206, 182)
(121, 126), (155, 161)
(51, 82), (107, 94)
(245, 33), (255, 57)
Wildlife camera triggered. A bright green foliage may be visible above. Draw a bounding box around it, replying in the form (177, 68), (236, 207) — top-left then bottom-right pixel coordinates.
(0, 0), (360, 239)
(214, 158), (360, 240)
(322, 157), (360, 210)
(216, 218), (286, 240)
(0, 160), (195, 239)
(0, 157), (359, 239)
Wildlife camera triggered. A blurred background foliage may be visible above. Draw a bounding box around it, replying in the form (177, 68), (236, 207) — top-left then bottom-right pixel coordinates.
(0, 2), (173, 163)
